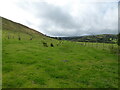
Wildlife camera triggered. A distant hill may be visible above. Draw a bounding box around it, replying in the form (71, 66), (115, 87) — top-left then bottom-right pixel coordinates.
(53, 34), (118, 44)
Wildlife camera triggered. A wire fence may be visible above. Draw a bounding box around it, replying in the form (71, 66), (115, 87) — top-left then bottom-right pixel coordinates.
(78, 41), (118, 54)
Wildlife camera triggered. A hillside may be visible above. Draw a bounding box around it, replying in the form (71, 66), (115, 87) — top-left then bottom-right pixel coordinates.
(54, 34), (118, 44)
(2, 17), (48, 39)
(2, 17), (118, 88)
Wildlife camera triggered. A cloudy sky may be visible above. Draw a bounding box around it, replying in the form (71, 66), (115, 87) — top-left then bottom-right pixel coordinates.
(0, 0), (119, 37)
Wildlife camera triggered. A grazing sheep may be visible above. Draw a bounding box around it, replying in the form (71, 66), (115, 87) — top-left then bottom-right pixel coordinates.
(30, 38), (32, 40)
(50, 43), (54, 47)
(18, 36), (21, 40)
(43, 42), (48, 47)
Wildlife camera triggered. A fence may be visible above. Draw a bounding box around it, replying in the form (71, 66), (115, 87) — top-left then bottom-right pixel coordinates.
(78, 41), (118, 54)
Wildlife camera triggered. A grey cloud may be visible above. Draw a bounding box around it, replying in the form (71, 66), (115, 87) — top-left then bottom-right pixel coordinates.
(17, 1), (118, 37)
(34, 2), (80, 29)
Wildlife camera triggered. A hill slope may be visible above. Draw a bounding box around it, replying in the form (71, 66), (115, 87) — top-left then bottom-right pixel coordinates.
(2, 17), (44, 36)
(57, 34), (118, 44)
(2, 17), (118, 88)
(2, 17), (51, 40)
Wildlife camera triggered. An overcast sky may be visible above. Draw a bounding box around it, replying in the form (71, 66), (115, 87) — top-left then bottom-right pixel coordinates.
(0, 0), (119, 37)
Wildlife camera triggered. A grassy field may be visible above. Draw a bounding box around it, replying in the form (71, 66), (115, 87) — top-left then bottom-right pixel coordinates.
(2, 18), (119, 88)
(77, 42), (118, 53)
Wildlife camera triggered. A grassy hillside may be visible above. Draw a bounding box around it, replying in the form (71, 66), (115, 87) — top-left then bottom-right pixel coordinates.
(58, 34), (118, 44)
(2, 17), (49, 40)
(2, 17), (118, 88)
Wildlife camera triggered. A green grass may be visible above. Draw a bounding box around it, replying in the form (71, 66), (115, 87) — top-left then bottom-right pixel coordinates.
(2, 17), (119, 88)
(77, 42), (118, 53)
(2, 36), (118, 88)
